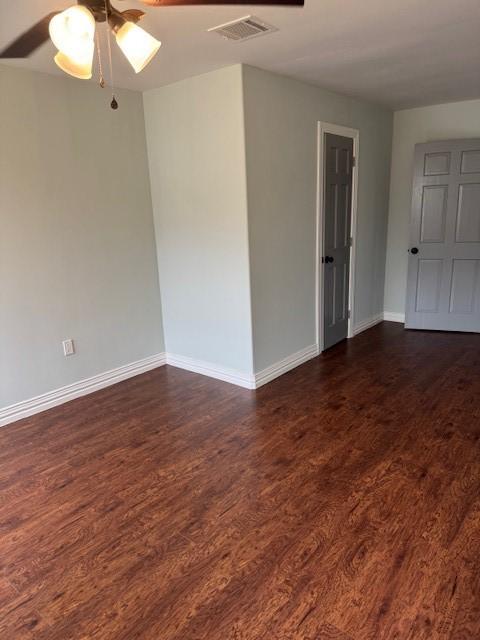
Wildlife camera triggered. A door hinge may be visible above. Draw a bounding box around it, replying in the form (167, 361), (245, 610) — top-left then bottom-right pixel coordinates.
(352, 156), (356, 168)
(348, 310), (351, 319)
(349, 237), (353, 247)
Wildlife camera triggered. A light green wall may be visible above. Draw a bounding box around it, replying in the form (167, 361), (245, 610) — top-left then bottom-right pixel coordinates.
(0, 65), (164, 408)
(384, 99), (480, 315)
(144, 64), (393, 376)
(1, 61), (396, 406)
(143, 65), (254, 375)
(243, 66), (393, 371)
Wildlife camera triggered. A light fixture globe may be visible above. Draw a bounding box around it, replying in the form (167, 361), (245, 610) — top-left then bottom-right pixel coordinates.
(54, 44), (94, 80)
(115, 21), (161, 73)
(49, 6), (95, 56)
(49, 5), (95, 80)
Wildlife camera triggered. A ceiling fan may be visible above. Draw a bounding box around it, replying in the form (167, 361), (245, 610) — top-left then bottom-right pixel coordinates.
(0, 0), (305, 81)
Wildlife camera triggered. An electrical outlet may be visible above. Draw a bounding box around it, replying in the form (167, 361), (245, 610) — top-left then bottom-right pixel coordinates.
(62, 339), (75, 357)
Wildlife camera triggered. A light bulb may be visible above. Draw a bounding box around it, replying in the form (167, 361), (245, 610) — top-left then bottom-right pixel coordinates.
(115, 22), (161, 74)
(54, 40), (94, 80)
(49, 6), (95, 59)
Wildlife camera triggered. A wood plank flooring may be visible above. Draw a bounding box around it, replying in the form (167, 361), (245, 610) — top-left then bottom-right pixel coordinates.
(1, 322), (480, 639)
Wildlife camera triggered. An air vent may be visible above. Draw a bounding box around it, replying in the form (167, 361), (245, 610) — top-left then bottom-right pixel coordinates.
(208, 16), (278, 42)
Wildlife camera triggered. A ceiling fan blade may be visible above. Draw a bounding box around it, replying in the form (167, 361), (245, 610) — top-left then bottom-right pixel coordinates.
(0, 12), (59, 58)
(139, 1), (304, 5)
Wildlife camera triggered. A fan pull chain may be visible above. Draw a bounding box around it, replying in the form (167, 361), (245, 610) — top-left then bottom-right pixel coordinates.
(95, 30), (105, 88)
(103, 0), (118, 109)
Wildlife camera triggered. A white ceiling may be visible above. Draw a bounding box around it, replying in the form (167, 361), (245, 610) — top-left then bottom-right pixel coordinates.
(1, 0), (480, 109)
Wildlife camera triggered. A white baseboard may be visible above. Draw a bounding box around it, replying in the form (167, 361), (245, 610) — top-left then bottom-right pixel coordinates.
(165, 353), (256, 390)
(0, 353), (166, 428)
(2, 311), (409, 429)
(0, 346), (319, 429)
(254, 344), (319, 389)
(383, 312), (405, 323)
(166, 345), (319, 391)
(353, 313), (384, 336)
(353, 311), (406, 335)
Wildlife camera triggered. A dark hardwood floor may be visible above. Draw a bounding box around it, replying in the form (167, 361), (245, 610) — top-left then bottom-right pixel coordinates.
(1, 322), (480, 639)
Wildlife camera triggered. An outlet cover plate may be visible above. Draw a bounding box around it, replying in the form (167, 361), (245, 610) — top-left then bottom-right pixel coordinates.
(62, 339), (75, 356)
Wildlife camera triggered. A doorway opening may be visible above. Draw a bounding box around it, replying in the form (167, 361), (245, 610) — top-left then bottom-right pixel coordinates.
(316, 122), (359, 352)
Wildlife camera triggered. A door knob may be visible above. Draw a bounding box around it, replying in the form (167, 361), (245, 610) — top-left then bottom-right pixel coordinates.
(410, 247), (419, 255)
(325, 256), (334, 263)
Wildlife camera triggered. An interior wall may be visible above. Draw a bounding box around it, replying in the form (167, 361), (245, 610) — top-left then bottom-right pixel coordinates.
(242, 66), (393, 372)
(384, 99), (480, 316)
(143, 65), (254, 376)
(0, 65), (164, 409)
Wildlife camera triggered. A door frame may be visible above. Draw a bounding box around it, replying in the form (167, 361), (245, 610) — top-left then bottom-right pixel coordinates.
(315, 122), (360, 352)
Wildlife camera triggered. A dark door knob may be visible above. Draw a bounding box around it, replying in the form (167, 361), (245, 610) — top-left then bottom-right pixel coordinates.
(410, 247), (419, 255)
(325, 256), (334, 263)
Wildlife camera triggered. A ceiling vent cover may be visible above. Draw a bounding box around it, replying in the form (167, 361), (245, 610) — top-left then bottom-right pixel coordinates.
(208, 16), (278, 42)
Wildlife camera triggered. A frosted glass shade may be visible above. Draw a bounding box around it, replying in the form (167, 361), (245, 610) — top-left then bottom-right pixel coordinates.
(49, 5), (95, 79)
(115, 22), (161, 73)
(49, 6), (95, 58)
(54, 43), (94, 80)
